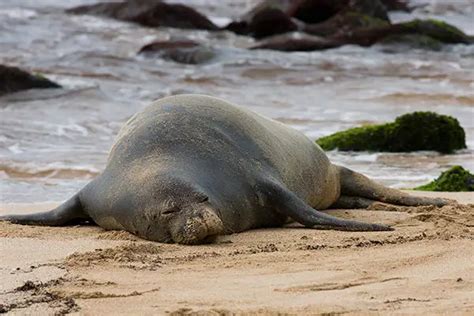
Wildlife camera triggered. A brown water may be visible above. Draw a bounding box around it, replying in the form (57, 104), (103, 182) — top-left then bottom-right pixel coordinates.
(0, 0), (473, 203)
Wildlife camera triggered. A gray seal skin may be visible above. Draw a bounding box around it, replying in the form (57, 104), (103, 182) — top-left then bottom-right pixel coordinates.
(1, 95), (449, 244)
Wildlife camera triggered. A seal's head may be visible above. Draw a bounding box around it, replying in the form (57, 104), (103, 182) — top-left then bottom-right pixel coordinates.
(142, 174), (224, 244)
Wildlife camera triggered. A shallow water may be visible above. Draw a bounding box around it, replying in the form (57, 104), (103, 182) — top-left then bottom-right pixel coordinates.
(0, 0), (473, 203)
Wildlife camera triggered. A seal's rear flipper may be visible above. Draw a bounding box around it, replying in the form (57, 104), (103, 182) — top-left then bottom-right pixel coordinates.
(330, 195), (380, 209)
(257, 181), (393, 232)
(336, 165), (450, 207)
(0, 194), (90, 226)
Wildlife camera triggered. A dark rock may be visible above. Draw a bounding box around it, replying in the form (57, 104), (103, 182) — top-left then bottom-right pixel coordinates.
(303, 11), (389, 37)
(316, 112), (466, 154)
(414, 166), (474, 192)
(244, 0), (472, 52)
(380, 0), (411, 12)
(224, 21), (249, 35)
(67, 0), (218, 30)
(241, 0), (294, 22)
(252, 17), (472, 52)
(330, 18), (472, 47)
(249, 8), (298, 39)
(222, 0), (303, 38)
(287, 0), (345, 24)
(227, 0), (389, 39)
(294, 0), (391, 39)
(287, 0), (389, 23)
(0, 65), (61, 96)
(348, 0), (390, 21)
(138, 40), (215, 64)
(251, 10), (389, 52)
(224, 1), (299, 39)
(139, 40), (200, 52)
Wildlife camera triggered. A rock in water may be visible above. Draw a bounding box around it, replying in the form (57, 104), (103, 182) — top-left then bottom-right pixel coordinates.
(0, 65), (61, 96)
(67, 0), (218, 30)
(138, 40), (215, 64)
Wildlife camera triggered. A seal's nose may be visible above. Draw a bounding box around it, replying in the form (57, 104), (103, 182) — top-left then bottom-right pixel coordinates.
(170, 205), (224, 244)
(200, 205), (225, 235)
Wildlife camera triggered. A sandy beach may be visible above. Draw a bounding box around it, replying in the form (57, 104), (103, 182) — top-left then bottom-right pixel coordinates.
(1, 191), (472, 315)
(1, 0), (473, 315)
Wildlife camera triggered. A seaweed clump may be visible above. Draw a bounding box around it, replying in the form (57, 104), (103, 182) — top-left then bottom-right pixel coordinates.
(414, 166), (474, 192)
(316, 112), (466, 153)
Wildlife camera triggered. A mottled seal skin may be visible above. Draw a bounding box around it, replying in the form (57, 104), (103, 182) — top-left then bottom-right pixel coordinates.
(1, 95), (449, 244)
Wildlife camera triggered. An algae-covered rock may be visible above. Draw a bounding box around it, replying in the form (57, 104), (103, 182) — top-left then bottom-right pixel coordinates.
(316, 112), (466, 153)
(329, 18), (472, 48)
(237, 1), (471, 50)
(304, 11), (389, 37)
(414, 166), (474, 192)
(0, 65), (61, 96)
(399, 19), (471, 44)
(379, 34), (443, 51)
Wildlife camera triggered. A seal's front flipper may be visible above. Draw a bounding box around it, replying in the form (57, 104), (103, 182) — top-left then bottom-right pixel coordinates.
(257, 181), (393, 232)
(0, 194), (90, 226)
(337, 166), (449, 207)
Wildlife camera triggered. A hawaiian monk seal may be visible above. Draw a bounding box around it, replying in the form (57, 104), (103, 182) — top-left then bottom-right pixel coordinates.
(1, 95), (448, 244)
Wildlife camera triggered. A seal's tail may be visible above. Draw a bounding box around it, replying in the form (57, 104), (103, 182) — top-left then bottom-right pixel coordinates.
(0, 193), (90, 226)
(336, 165), (450, 207)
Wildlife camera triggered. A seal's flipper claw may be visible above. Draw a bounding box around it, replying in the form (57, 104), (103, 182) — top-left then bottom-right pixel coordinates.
(0, 194), (89, 226)
(258, 181), (393, 232)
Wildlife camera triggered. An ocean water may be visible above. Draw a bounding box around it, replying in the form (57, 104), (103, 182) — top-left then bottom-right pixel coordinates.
(0, 0), (473, 203)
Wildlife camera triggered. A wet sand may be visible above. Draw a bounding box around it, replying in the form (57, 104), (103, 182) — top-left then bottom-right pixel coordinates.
(0, 191), (473, 315)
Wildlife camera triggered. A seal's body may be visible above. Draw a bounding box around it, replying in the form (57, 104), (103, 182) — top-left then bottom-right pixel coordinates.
(1, 95), (447, 244)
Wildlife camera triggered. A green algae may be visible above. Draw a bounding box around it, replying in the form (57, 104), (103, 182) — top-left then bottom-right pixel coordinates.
(414, 166), (474, 192)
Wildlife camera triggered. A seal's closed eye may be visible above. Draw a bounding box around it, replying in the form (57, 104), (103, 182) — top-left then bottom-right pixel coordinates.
(162, 205), (181, 215)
